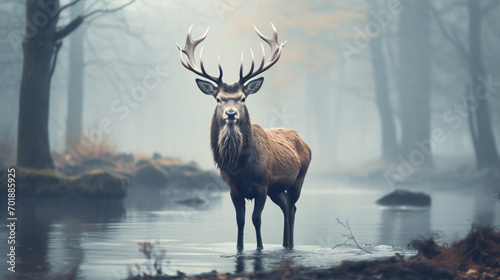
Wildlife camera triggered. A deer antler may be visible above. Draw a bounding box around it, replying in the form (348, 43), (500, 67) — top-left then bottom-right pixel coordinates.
(177, 26), (223, 85)
(239, 23), (287, 85)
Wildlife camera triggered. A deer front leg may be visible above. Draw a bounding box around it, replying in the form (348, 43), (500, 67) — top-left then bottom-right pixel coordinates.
(230, 191), (246, 251)
(252, 191), (267, 250)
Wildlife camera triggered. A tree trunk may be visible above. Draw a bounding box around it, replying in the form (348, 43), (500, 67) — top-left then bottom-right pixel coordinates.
(17, 0), (60, 169)
(467, 0), (500, 168)
(397, 0), (432, 165)
(370, 35), (398, 163)
(65, 1), (85, 150)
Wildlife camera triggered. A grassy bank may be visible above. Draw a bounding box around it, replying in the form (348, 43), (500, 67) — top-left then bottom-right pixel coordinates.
(0, 154), (226, 198)
(58, 154), (226, 191)
(1, 167), (128, 198)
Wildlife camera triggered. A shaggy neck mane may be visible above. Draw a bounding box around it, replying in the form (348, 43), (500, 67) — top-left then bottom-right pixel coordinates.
(210, 111), (252, 172)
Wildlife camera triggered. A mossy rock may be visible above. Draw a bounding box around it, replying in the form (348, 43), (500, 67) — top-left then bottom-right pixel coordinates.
(132, 159), (226, 191)
(167, 169), (227, 191)
(71, 170), (128, 197)
(1, 167), (127, 198)
(376, 189), (431, 206)
(134, 159), (170, 187)
(160, 162), (200, 174)
(60, 156), (117, 176)
(7, 168), (62, 195)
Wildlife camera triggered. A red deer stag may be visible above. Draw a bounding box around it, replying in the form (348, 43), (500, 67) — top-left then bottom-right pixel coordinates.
(177, 24), (311, 250)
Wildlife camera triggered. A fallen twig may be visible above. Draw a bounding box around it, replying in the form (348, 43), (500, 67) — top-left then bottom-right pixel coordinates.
(334, 217), (372, 254)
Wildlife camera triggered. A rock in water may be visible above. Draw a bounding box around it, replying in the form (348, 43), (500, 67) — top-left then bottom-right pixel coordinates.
(176, 196), (208, 207)
(376, 189), (431, 206)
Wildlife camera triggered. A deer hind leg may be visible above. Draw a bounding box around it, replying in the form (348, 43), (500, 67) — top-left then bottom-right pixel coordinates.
(230, 191), (246, 251)
(269, 192), (291, 248)
(287, 172), (306, 248)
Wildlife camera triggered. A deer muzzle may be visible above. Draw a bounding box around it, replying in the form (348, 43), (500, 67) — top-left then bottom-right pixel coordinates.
(224, 109), (238, 124)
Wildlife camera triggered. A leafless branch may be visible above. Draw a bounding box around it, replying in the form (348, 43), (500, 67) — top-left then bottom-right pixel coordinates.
(430, 2), (470, 62)
(54, 15), (84, 40)
(83, 0), (135, 20)
(84, 36), (129, 96)
(57, 0), (82, 17)
(50, 41), (63, 78)
(115, 11), (150, 49)
(85, 59), (150, 69)
(82, 0), (100, 16)
(481, 0), (500, 16)
(89, 22), (149, 49)
(437, 1), (467, 16)
(493, 187), (500, 202)
(333, 218), (372, 254)
(332, 236), (354, 250)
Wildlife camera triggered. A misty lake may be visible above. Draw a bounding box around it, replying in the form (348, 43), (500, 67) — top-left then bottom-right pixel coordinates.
(2, 176), (500, 279)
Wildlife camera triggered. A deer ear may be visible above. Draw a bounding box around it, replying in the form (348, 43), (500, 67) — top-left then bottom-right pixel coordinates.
(196, 79), (218, 96)
(244, 77), (264, 96)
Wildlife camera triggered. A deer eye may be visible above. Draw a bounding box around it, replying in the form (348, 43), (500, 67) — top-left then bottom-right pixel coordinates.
(216, 98), (221, 103)
(241, 98), (246, 103)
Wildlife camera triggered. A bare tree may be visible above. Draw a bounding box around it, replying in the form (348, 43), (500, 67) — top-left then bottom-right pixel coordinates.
(466, 0), (500, 167)
(16, 0), (134, 169)
(370, 33), (398, 163)
(431, 0), (500, 168)
(397, 0), (432, 165)
(65, 1), (85, 151)
(0, 1), (24, 166)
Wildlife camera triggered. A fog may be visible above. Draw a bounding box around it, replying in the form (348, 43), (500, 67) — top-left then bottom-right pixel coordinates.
(1, 0), (500, 278)
(6, 0), (496, 172)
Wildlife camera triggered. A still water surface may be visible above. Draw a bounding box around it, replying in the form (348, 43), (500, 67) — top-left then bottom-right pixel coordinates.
(1, 176), (499, 279)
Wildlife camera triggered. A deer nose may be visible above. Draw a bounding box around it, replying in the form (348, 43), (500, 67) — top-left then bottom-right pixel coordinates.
(225, 110), (237, 119)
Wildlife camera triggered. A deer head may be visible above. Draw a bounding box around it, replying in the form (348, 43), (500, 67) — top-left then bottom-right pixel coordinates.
(176, 24), (286, 126)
